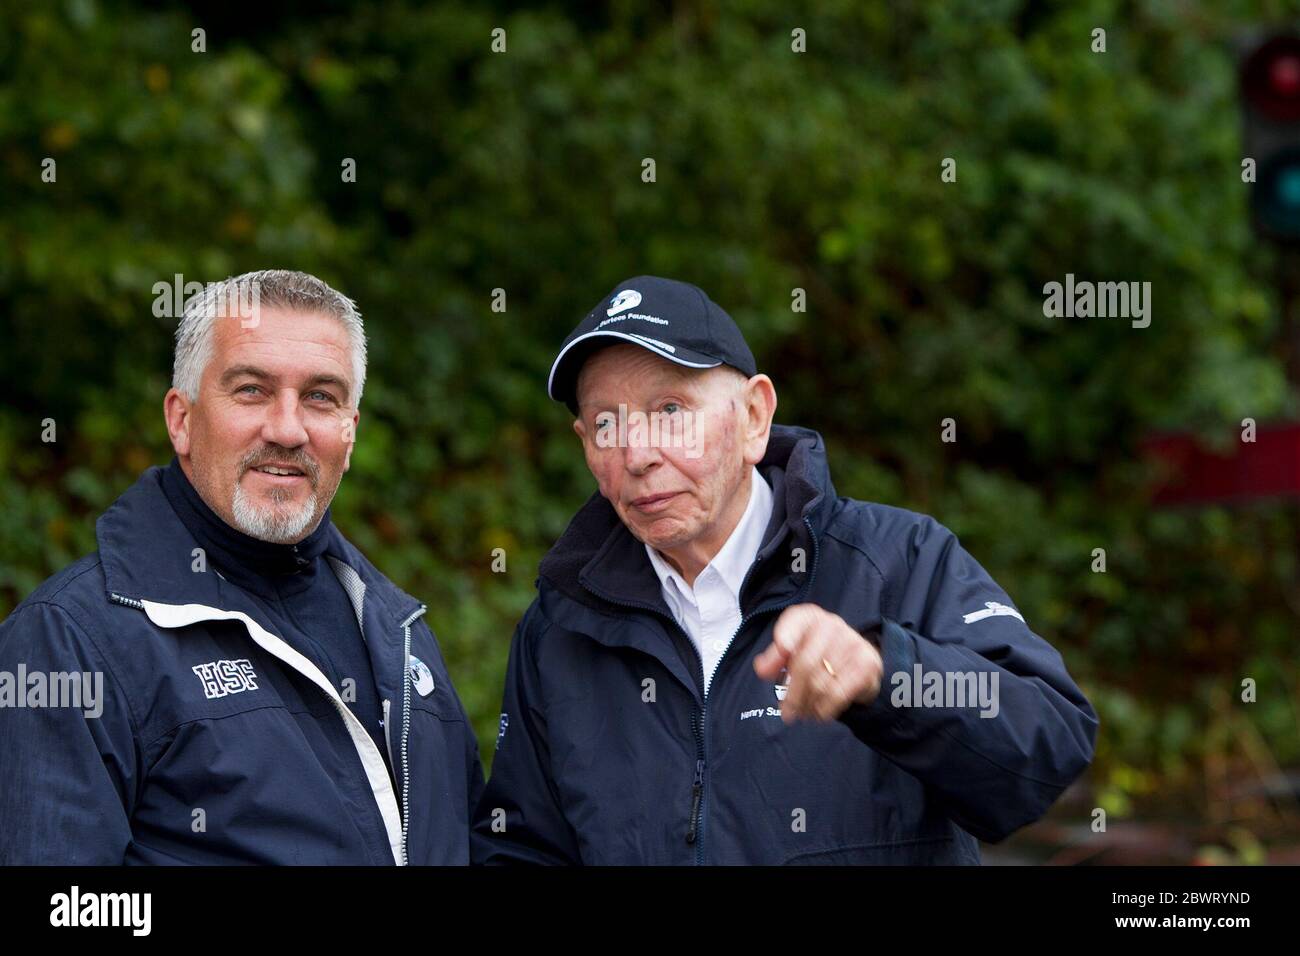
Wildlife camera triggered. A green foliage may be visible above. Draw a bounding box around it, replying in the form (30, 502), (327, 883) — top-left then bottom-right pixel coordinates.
(2, 1), (1297, 821)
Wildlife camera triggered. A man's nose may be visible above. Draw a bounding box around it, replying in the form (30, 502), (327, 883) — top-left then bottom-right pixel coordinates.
(261, 389), (310, 448)
(622, 433), (663, 475)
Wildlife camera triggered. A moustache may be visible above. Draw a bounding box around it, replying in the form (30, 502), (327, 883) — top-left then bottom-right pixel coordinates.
(240, 448), (320, 486)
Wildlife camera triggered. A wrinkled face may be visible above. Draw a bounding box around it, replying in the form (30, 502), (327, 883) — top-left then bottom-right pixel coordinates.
(573, 343), (768, 558)
(165, 307), (359, 544)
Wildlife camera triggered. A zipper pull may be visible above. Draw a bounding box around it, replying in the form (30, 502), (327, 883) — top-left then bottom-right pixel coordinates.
(686, 758), (704, 844)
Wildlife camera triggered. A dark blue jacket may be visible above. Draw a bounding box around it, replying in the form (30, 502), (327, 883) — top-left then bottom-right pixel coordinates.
(471, 425), (1097, 864)
(0, 467), (483, 864)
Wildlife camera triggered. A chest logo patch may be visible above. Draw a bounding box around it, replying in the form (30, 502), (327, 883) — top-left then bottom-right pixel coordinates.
(409, 656), (435, 696)
(192, 659), (259, 699)
(774, 666), (789, 701)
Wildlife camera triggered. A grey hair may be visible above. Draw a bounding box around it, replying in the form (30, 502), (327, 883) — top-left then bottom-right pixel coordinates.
(172, 269), (367, 406)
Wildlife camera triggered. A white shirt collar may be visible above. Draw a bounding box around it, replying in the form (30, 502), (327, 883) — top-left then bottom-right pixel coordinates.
(645, 466), (774, 606)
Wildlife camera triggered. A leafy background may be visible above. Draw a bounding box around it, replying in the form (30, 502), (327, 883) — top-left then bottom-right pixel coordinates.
(2, 0), (1298, 862)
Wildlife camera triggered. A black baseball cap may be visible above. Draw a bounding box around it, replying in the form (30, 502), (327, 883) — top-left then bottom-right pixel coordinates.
(547, 275), (758, 414)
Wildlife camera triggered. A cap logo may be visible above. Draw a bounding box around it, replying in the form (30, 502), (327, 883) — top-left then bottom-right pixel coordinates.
(606, 289), (642, 317)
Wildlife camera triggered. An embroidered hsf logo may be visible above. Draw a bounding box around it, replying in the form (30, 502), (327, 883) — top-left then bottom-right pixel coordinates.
(192, 659), (259, 699)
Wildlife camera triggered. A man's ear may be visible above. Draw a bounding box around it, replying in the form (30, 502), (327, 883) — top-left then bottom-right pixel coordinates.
(342, 410), (360, 472)
(163, 388), (192, 457)
(573, 417), (587, 442)
(741, 374), (777, 466)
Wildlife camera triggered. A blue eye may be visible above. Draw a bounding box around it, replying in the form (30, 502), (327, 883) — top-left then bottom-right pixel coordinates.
(662, 403), (681, 414)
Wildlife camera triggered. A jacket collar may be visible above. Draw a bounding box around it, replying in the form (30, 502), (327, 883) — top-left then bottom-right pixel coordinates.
(157, 456), (332, 589)
(538, 424), (837, 624)
(97, 466), (424, 628)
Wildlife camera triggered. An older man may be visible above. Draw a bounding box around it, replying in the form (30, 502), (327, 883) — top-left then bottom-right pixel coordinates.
(472, 275), (1097, 865)
(0, 270), (482, 864)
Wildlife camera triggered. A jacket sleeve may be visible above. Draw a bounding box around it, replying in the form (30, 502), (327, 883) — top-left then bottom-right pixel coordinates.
(0, 601), (138, 864)
(470, 600), (581, 864)
(837, 515), (1098, 843)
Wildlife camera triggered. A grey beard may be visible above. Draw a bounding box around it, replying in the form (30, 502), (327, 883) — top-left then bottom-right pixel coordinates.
(231, 483), (320, 543)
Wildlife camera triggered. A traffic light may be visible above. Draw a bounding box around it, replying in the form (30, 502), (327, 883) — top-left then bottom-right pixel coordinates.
(1241, 32), (1300, 243)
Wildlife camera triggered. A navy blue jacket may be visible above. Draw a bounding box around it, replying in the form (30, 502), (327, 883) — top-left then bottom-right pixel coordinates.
(471, 425), (1097, 864)
(0, 467), (483, 865)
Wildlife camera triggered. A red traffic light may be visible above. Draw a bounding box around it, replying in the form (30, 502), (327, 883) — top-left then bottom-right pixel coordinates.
(1242, 34), (1300, 121)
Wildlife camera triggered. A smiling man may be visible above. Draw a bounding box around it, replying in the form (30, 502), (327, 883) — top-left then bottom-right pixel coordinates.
(0, 269), (482, 864)
(471, 275), (1098, 865)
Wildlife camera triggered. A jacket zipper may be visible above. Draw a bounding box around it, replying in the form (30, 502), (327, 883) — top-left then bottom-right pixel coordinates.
(580, 514), (821, 864)
(580, 586), (709, 860)
(382, 699), (394, 769)
(398, 605), (427, 867)
(686, 713), (705, 854)
(111, 591), (413, 866)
